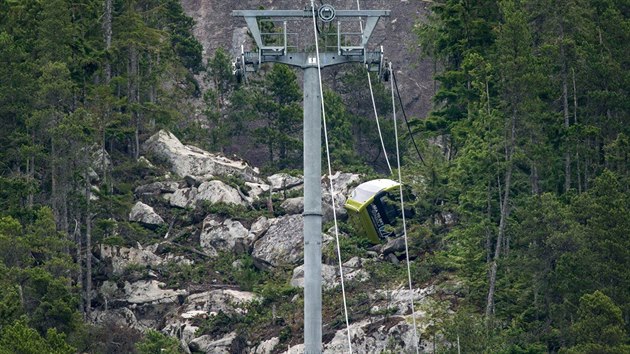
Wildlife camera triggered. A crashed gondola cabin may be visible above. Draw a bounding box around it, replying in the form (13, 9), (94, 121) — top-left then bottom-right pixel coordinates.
(344, 179), (410, 244)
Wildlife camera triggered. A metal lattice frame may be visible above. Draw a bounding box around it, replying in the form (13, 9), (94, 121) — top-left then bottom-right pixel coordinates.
(233, 8), (390, 71)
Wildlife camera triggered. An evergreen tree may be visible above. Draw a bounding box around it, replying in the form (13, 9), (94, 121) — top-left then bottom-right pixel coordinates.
(561, 291), (630, 353)
(248, 64), (302, 169)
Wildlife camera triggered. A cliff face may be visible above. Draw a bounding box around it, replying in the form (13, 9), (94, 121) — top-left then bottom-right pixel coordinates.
(180, 0), (433, 119)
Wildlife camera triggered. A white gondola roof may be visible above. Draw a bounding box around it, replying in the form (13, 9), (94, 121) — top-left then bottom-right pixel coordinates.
(348, 179), (400, 203)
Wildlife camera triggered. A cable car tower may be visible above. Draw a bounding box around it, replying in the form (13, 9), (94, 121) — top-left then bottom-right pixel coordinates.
(233, 3), (389, 353)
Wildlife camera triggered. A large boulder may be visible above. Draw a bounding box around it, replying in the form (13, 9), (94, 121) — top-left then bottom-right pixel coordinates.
(267, 173), (303, 192)
(244, 182), (271, 201)
(290, 264), (338, 289)
(251, 215), (303, 268)
(90, 307), (147, 332)
(382, 237), (407, 256)
(248, 216), (271, 241)
(169, 180), (246, 208)
(123, 280), (187, 305)
(290, 257), (369, 289)
(163, 289), (257, 349)
(134, 181), (180, 196)
(282, 315), (431, 353)
(169, 187), (198, 208)
(267, 172), (359, 195)
(196, 180), (246, 205)
(248, 337), (279, 354)
(89, 145), (112, 179)
(371, 285), (436, 316)
(279, 197), (304, 215)
(129, 201), (165, 228)
(200, 216), (252, 256)
(342, 257), (370, 282)
(320, 316), (425, 353)
(273, 172), (359, 221)
(321, 172), (359, 221)
(98, 244), (192, 276)
(279, 196), (346, 223)
(180, 289), (257, 317)
(142, 130), (259, 182)
(162, 319), (199, 351)
(189, 332), (243, 354)
(325, 172), (361, 195)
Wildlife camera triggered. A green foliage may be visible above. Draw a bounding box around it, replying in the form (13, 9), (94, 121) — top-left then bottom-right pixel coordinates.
(229, 255), (266, 292)
(21, 267), (81, 334)
(136, 329), (183, 354)
(0, 320), (75, 354)
(0, 177), (37, 222)
(202, 48), (239, 151)
(570, 291), (627, 348)
(322, 228), (371, 263)
(196, 311), (238, 338)
(416, 0), (630, 350)
(253, 64), (303, 169)
(364, 259), (410, 287)
(158, 0), (203, 73)
(323, 90), (363, 171)
(336, 68), (396, 173)
(436, 307), (506, 353)
(0, 209), (79, 348)
(214, 63), (304, 169)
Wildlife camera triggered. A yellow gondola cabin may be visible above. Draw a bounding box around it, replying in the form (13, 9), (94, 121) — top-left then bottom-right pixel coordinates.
(344, 179), (403, 244)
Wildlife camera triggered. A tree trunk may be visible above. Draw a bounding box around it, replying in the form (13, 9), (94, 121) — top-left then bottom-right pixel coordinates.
(28, 152), (34, 209)
(560, 26), (571, 192)
(531, 162), (540, 195)
(485, 110), (516, 320)
(148, 54), (156, 129)
(572, 68), (581, 193)
(85, 180), (92, 320)
(60, 178), (68, 237)
(102, 0), (113, 185)
(103, 0), (112, 82)
(128, 44), (140, 160)
(74, 219), (84, 317)
(485, 180), (492, 263)
(51, 139), (60, 227)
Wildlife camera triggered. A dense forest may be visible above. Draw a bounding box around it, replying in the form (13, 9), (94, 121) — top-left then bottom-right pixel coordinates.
(413, 0), (630, 351)
(0, 0), (628, 353)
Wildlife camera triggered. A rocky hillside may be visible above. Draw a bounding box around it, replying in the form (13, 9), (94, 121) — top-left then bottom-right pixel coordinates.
(89, 130), (459, 353)
(180, 0), (434, 120)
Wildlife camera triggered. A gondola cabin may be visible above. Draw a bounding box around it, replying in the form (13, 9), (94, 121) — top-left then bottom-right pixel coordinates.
(344, 179), (402, 244)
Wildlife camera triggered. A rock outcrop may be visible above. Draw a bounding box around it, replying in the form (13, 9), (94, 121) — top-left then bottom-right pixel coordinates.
(251, 215), (304, 268)
(290, 257), (370, 289)
(316, 315), (425, 353)
(142, 130), (259, 182)
(169, 180), (246, 208)
(248, 337), (279, 354)
(94, 131), (449, 354)
(267, 173), (303, 192)
(123, 280), (188, 304)
(163, 289), (258, 350)
(290, 264), (338, 289)
(98, 244), (192, 276)
(189, 332), (241, 353)
(129, 201), (165, 228)
(134, 181), (180, 196)
(200, 216), (252, 256)
(371, 285), (436, 316)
